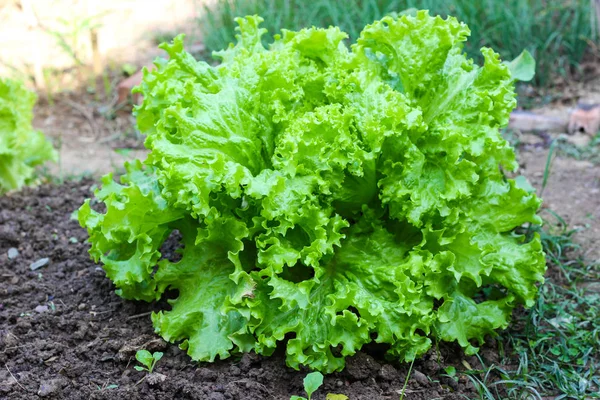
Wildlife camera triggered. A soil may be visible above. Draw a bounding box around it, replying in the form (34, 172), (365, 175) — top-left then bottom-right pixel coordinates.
(517, 136), (600, 263)
(32, 87), (148, 178)
(0, 181), (500, 400)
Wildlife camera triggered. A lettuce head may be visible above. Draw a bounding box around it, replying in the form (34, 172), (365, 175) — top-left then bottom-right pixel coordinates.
(0, 78), (57, 193)
(79, 11), (546, 372)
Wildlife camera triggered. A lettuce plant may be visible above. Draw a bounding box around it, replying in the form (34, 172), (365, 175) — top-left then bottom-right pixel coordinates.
(79, 11), (546, 373)
(0, 78), (57, 193)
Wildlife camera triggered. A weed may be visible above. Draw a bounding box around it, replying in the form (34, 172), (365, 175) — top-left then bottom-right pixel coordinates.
(452, 209), (600, 399)
(41, 12), (109, 67)
(96, 382), (118, 391)
(290, 371), (323, 400)
(431, 142), (600, 399)
(556, 133), (600, 165)
(447, 214), (599, 399)
(399, 359), (416, 400)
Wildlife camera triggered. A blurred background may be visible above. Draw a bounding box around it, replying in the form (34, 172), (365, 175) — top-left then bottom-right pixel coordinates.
(1, 0), (598, 87)
(1, 0), (599, 175)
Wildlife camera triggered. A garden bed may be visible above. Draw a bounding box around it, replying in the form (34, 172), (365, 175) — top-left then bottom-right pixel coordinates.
(0, 181), (485, 399)
(1, 141), (599, 398)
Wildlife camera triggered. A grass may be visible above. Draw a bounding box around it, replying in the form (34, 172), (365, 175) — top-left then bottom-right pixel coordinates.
(450, 216), (599, 399)
(501, 218), (599, 399)
(198, 0), (596, 86)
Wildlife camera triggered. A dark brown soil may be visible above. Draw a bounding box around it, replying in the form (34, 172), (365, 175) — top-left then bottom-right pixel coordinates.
(1, 181), (506, 400)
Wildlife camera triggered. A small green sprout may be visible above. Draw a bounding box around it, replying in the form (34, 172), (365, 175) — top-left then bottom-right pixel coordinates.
(441, 365), (460, 384)
(96, 383), (118, 391)
(444, 366), (457, 378)
(291, 372), (323, 400)
(134, 350), (163, 374)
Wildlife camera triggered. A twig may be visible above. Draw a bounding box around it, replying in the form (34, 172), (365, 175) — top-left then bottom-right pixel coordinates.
(125, 356), (133, 371)
(135, 376), (146, 386)
(1, 345), (28, 353)
(127, 311), (153, 320)
(5, 364), (26, 392)
(62, 98), (100, 139)
(90, 310), (114, 316)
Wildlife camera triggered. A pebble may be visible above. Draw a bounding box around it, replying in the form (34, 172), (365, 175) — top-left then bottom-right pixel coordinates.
(30, 258), (50, 271)
(7, 248), (18, 259)
(37, 380), (59, 397)
(78, 303), (87, 310)
(35, 305), (49, 313)
(412, 369), (429, 387)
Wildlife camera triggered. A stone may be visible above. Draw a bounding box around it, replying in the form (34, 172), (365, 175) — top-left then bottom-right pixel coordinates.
(412, 370), (429, 387)
(7, 248), (18, 259)
(30, 258), (49, 271)
(35, 305), (49, 313)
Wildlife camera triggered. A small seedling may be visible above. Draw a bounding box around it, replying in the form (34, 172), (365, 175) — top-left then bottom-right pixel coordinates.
(291, 371), (324, 400)
(444, 366), (457, 379)
(134, 350), (163, 374)
(96, 383), (118, 391)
